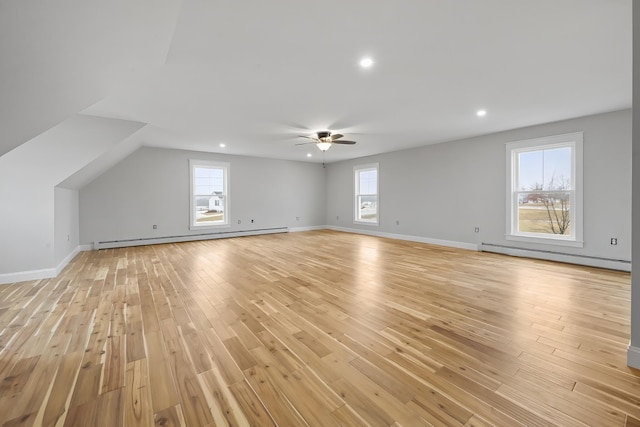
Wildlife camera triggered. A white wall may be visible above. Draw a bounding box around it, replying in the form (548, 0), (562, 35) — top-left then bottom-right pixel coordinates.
(54, 187), (79, 265)
(0, 114), (144, 276)
(79, 147), (326, 245)
(326, 109), (631, 261)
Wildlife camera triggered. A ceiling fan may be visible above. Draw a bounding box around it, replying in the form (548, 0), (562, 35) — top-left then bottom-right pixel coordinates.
(296, 131), (356, 151)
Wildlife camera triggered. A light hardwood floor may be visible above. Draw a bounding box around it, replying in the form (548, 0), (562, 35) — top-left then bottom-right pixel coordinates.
(0, 230), (638, 426)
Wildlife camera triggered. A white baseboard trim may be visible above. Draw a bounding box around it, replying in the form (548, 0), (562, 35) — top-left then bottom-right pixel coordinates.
(0, 244), (91, 285)
(93, 227), (289, 249)
(628, 345), (640, 369)
(55, 246), (82, 275)
(326, 226), (479, 251)
(289, 225), (326, 233)
(0, 268), (56, 285)
(481, 243), (631, 272)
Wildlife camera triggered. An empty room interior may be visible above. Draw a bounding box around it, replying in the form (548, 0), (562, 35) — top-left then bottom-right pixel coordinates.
(1, 1), (640, 426)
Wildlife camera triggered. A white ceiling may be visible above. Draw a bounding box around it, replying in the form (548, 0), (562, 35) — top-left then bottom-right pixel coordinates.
(1, 0), (632, 164)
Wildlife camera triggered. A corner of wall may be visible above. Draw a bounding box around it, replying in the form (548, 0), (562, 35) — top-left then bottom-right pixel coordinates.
(628, 344), (640, 369)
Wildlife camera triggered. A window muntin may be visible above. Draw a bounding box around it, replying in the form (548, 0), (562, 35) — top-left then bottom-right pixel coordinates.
(354, 164), (379, 225)
(506, 132), (583, 246)
(190, 160), (229, 228)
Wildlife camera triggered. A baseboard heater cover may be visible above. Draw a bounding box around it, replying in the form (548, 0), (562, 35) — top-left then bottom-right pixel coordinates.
(94, 227), (289, 250)
(481, 243), (631, 271)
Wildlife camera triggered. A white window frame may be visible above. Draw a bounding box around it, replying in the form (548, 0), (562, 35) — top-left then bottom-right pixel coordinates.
(189, 159), (230, 229)
(505, 132), (583, 247)
(354, 163), (379, 226)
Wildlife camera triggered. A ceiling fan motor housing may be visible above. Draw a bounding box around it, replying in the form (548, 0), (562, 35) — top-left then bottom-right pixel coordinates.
(316, 131), (331, 140)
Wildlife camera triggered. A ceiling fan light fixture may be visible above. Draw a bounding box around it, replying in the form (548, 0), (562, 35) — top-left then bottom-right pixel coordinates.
(316, 142), (332, 151)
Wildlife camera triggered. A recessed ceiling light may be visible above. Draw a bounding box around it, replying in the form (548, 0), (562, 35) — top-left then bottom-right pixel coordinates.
(219, 143), (226, 148)
(476, 110), (487, 117)
(359, 57), (374, 68)
(306, 153), (312, 158)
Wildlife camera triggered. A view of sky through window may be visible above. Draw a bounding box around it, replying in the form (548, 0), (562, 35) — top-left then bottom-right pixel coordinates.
(195, 167), (223, 195)
(518, 147), (571, 190)
(359, 169), (377, 194)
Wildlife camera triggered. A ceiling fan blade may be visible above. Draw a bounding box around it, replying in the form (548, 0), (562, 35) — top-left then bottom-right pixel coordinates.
(330, 133), (344, 141)
(282, 121), (312, 132)
(333, 140), (356, 145)
(299, 135), (318, 140)
(295, 141), (315, 146)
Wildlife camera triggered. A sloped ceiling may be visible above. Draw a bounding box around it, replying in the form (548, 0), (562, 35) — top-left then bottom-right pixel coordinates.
(0, 0), (180, 156)
(1, 0), (632, 166)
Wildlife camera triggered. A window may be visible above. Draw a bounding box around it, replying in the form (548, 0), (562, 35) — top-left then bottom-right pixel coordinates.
(354, 163), (379, 225)
(506, 132), (583, 246)
(190, 160), (229, 228)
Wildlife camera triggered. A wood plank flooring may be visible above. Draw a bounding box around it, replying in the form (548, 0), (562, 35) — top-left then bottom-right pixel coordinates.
(0, 229), (638, 426)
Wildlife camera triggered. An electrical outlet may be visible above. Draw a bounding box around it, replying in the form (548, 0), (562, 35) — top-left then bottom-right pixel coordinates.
(251, 219), (254, 223)
(396, 220), (400, 225)
(474, 227), (480, 233)
(153, 224), (157, 229)
(296, 216), (300, 221)
(610, 237), (618, 245)
(238, 219), (241, 224)
(336, 215), (339, 221)
(67, 233), (70, 241)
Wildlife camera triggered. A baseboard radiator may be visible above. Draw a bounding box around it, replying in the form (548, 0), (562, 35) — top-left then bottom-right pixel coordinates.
(93, 227), (289, 250)
(481, 243), (631, 272)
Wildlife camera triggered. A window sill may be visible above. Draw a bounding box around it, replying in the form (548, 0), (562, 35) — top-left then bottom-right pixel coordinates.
(505, 234), (584, 248)
(353, 221), (379, 226)
(190, 223), (231, 231)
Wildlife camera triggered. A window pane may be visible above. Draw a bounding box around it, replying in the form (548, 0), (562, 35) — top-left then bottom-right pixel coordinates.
(358, 195), (377, 222)
(507, 133), (581, 244)
(194, 167), (224, 195)
(354, 164), (378, 224)
(517, 191), (571, 235)
(194, 195), (225, 224)
(542, 147), (571, 190)
(359, 169), (377, 195)
(518, 147), (571, 191)
(191, 163), (228, 227)
(518, 151), (543, 190)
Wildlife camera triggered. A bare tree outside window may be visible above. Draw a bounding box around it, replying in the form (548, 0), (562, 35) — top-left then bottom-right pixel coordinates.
(526, 174), (571, 235)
